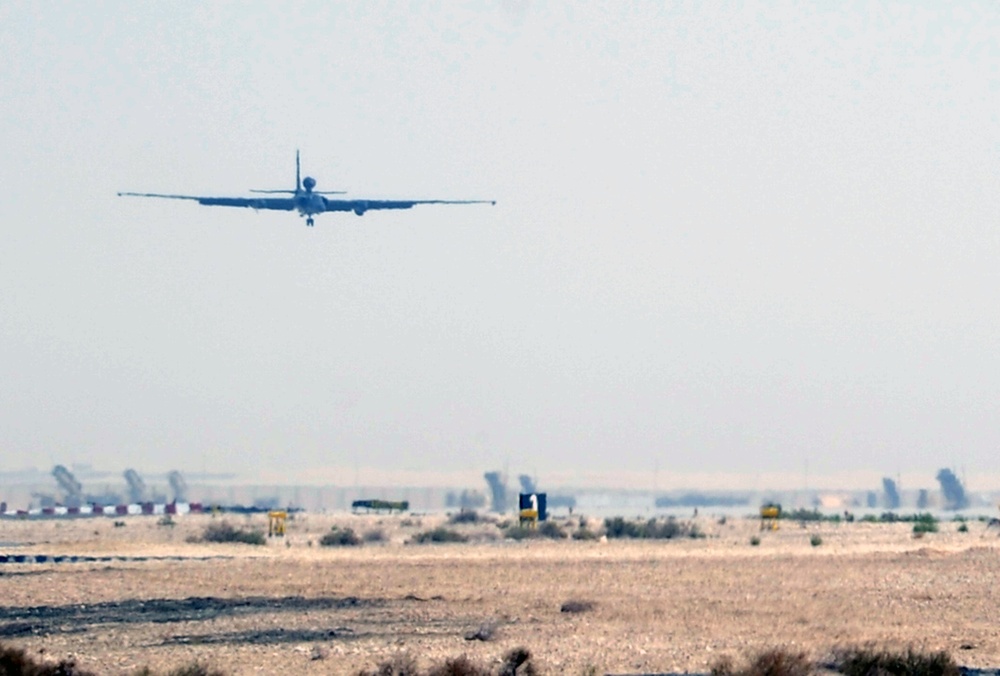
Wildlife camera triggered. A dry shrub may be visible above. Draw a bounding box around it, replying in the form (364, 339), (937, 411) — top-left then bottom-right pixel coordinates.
(410, 528), (468, 544)
(711, 648), (812, 676)
(503, 526), (536, 541)
(356, 648), (535, 676)
(426, 656), (490, 676)
(197, 521), (265, 546)
(560, 600), (595, 613)
(320, 527), (362, 547)
(504, 521), (566, 541)
(537, 521), (566, 539)
(449, 510), (481, 524)
(0, 641), (96, 675)
(356, 652), (420, 676)
(498, 648), (536, 676)
(363, 528), (387, 543)
(159, 664), (227, 676)
(0, 642), (223, 676)
(464, 621), (497, 641)
(603, 516), (701, 539)
(833, 645), (959, 676)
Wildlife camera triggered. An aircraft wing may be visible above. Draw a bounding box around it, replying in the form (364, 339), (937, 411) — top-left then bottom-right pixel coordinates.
(322, 198), (495, 214)
(118, 192), (295, 211)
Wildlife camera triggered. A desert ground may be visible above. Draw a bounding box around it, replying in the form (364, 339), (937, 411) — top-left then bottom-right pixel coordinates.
(0, 510), (999, 675)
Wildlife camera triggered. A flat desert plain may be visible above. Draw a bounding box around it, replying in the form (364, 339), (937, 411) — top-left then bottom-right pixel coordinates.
(1, 512), (999, 675)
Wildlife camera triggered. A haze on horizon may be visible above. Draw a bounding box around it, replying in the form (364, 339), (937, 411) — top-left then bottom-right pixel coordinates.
(2, 2), (999, 490)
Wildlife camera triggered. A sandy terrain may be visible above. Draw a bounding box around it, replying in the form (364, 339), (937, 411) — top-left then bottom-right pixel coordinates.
(0, 511), (999, 675)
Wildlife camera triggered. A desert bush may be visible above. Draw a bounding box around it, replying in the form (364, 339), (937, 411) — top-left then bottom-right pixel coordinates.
(710, 647), (812, 676)
(879, 512), (939, 525)
(411, 527), (468, 544)
(498, 648), (536, 676)
(560, 600), (595, 613)
(782, 508), (828, 522)
(0, 640), (96, 675)
(356, 647), (535, 676)
(426, 655), (491, 676)
(572, 526), (598, 541)
(158, 664), (227, 676)
(503, 522), (566, 540)
(604, 516), (643, 538)
(464, 620), (497, 642)
(198, 521), (266, 545)
(810, 535), (823, 547)
(363, 528), (387, 543)
(157, 515), (175, 527)
(503, 526), (536, 541)
(957, 522), (969, 533)
(356, 652), (420, 676)
(913, 520), (938, 535)
(603, 516), (698, 539)
(449, 510), (481, 524)
(750, 536), (761, 546)
(320, 527), (362, 547)
(538, 521), (567, 539)
(833, 645), (959, 676)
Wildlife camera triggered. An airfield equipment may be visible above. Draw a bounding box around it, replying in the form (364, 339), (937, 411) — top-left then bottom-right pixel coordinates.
(268, 511), (287, 537)
(119, 151), (495, 227)
(518, 493), (547, 528)
(351, 499), (408, 513)
(760, 503), (781, 530)
(123, 469), (146, 504)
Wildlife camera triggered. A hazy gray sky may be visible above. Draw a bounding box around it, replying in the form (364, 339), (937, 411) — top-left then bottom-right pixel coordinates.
(2, 2), (999, 488)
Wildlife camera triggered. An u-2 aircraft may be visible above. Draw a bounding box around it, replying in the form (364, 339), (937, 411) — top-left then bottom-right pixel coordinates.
(119, 152), (495, 226)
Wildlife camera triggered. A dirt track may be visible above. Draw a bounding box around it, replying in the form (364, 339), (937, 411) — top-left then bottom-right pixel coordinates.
(1, 513), (999, 675)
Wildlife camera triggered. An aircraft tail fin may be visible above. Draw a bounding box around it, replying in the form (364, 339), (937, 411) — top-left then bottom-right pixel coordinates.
(247, 151), (306, 194)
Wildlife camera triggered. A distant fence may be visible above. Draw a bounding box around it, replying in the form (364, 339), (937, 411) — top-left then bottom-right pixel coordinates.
(0, 502), (206, 518)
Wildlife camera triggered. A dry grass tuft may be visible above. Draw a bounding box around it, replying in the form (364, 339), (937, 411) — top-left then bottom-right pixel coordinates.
(0, 641), (96, 676)
(448, 510), (482, 525)
(497, 647), (536, 676)
(195, 521), (265, 546)
(425, 655), (490, 676)
(560, 600), (595, 613)
(320, 527), (362, 547)
(832, 645), (959, 676)
(356, 652), (420, 676)
(410, 528), (468, 544)
(710, 647), (812, 676)
(157, 664), (227, 676)
(356, 647), (535, 676)
(464, 621), (497, 641)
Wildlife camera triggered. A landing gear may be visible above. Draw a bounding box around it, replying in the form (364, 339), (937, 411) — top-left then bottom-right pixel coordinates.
(306, 216), (314, 227)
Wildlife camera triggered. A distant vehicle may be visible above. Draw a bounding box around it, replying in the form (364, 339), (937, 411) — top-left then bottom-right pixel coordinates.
(119, 151), (495, 227)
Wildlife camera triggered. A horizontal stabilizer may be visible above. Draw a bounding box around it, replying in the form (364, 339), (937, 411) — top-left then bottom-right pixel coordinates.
(250, 189), (347, 195)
